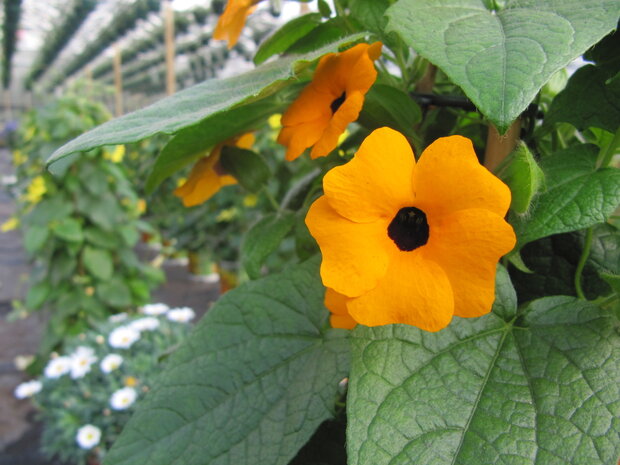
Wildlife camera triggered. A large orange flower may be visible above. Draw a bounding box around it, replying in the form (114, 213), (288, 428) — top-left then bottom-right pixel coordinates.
(174, 133), (254, 207)
(277, 42), (382, 161)
(213, 0), (260, 49)
(306, 127), (516, 332)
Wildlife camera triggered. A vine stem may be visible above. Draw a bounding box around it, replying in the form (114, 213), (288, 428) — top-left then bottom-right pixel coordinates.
(597, 125), (620, 168)
(263, 188), (280, 212)
(484, 119), (521, 172)
(574, 227), (593, 300)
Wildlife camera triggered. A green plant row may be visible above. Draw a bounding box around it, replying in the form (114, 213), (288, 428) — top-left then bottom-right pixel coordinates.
(24, 0), (98, 89)
(2, 0), (22, 88)
(44, 0), (161, 91)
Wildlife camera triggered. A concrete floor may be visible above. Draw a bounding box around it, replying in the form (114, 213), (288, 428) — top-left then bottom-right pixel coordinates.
(0, 148), (220, 464)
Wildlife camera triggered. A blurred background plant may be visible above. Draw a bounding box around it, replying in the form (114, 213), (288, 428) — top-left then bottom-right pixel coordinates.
(7, 84), (164, 361)
(13, 302), (195, 465)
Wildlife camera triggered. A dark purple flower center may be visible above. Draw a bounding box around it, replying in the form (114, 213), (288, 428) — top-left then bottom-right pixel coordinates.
(330, 92), (346, 114)
(387, 207), (429, 251)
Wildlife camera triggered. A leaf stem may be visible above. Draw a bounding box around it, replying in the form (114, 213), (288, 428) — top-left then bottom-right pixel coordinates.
(574, 227), (593, 300)
(263, 188), (280, 212)
(597, 125), (620, 168)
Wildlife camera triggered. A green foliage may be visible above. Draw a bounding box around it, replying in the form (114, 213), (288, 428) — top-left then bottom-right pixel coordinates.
(386, 0), (620, 132)
(2, 0), (22, 88)
(347, 283), (620, 464)
(103, 259), (350, 465)
(47, 35), (365, 170)
(512, 144), (620, 246)
(12, 95), (162, 355)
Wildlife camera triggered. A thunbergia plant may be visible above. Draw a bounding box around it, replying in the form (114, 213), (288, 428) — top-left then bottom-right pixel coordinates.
(45, 1), (620, 464)
(13, 303), (195, 465)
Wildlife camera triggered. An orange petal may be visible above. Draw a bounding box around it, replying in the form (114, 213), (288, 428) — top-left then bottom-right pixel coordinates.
(323, 127), (416, 223)
(213, 0), (256, 49)
(236, 132), (255, 149)
(425, 208), (516, 318)
(325, 288), (356, 329)
(278, 118), (329, 161)
(310, 91), (364, 159)
(280, 85), (333, 127)
(347, 249), (454, 331)
(414, 136), (511, 218)
(174, 165), (222, 207)
(306, 196), (391, 297)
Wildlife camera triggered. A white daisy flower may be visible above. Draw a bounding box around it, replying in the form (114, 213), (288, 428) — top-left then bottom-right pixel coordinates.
(108, 312), (128, 323)
(166, 307), (195, 323)
(100, 354), (123, 373)
(14, 380), (42, 399)
(140, 303), (169, 316)
(110, 387), (137, 410)
(76, 424), (101, 449)
(44, 356), (72, 379)
(70, 346), (97, 379)
(130, 317), (160, 332)
(108, 326), (140, 349)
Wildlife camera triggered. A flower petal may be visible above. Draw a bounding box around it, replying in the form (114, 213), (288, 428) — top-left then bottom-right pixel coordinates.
(325, 288), (356, 329)
(306, 196), (391, 297)
(310, 91), (364, 159)
(323, 127), (416, 222)
(347, 250), (454, 331)
(278, 117), (329, 161)
(414, 135), (511, 218)
(426, 208), (516, 318)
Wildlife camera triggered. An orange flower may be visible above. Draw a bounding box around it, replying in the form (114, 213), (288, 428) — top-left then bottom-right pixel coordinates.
(213, 0), (260, 49)
(306, 127), (516, 331)
(174, 133), (255, 207)
(277, 42), (382, 161)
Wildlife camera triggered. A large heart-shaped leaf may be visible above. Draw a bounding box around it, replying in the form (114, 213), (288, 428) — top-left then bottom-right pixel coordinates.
(347, 278), (620, 464)
(104, 258), (350, 465)
(48, 34), (365, 170)
(386, 0), (620, 132)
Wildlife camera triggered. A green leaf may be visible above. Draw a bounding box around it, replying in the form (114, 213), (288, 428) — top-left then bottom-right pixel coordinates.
(348, 0), (390, 36)
(386, 0), (620, 131)
(47, 35), (365, 171)
(77, 192), (124, 230)
(52, 217), (83, 243)
(83, 246), (114, 281)
(146, 97), (285, 193)
(84, 227), (120, 249)
(512, 144), (620, 246)
(499, 142), (545, 214)
(546, 65), (620, 133)
(23, 225), (49, 254)
(219, 146), (271, 193)
(254, 13), (323, 65)
(358, 84), (422, 143)
(286, 18), (349, 55)
(241, 211), (296, 279)
(347, 296), (620, 465)
(26, 281), (51, 310)
(103, 259), (349, 465)
(490, 264), (516, 320)
(96, 277), (132, 308)
(118, 225), (139, 247)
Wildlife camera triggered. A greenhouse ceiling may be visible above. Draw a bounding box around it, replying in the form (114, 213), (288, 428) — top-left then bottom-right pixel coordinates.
(3, 0), (301, 115)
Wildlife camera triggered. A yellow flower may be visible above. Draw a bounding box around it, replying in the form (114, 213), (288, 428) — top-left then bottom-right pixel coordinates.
(24, 126), (35, 142)
(12, 150), (26, 166)
(213, 0), (261, 49)
(268, 114), (281, 129)
(306, 127), (516, 331)
(174, 133), (255, 207)
(124, 376), (138, 387)
(1, 217), (19, 232)
(216, 207), (238, 222)
(278, 42), (382, 161)
(104, 145), (125, 163)
(25, 176), (46, 204)
(136, 199), (147, 215)
(243, 194), (258, 207)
